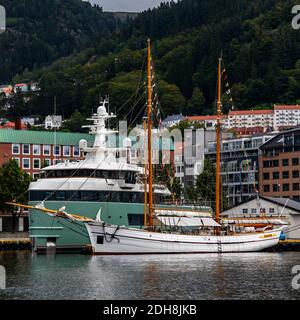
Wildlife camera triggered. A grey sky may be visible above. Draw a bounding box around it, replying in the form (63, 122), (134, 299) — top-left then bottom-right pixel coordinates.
(86, 0), (174, 12)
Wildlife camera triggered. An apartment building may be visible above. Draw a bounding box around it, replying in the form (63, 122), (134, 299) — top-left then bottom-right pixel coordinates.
(186, 105), (300, 131)
(228, 109), (274, 128)
(206, 133), (274, 208)
(259, 127), (300, 201)
(273, 105), (300, 129)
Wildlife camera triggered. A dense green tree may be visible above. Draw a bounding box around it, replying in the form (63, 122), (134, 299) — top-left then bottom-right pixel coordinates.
(186, 87), (206, 115)
(195, 158), (216, 212)
(61, 110), (88, 133)
(3, 0), (300, 123)
(0, 159), (32, 232)
(0, 0), (117, 82)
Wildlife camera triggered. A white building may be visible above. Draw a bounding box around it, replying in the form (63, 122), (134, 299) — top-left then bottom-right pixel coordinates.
(21, 117), (37, 126)
(273, 105), (300, 129)
(186, 105), (300, 131)
(162, 114), (185, 128)
(45, 115), (63, 130)
(222, 197), (300, 240)
(228, 109), (274, 128)
(187, 115), (230, 129)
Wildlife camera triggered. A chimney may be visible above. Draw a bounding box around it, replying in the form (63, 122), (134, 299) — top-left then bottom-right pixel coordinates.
(15, 118), (22, 130)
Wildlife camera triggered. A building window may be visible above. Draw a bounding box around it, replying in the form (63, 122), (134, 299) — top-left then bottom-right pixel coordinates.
(63, 146), (70, 157)
(33, 158), (40, 169)
(263, 161), (270, 168)
(73, 146), (80, 157)
(251, 208), (257, 214)
(33, 145), (40, 155)
(263, 185), (270, 192)
(283, 184), (289, 191)
(22, 158), (30, 169)
(22, 144), (30, 155)
(292, 158), (299, 166)
(269, 208), (275, 214)
(293, 183), (300, 191)
(282, 159), (289, 166)
(242, 209), (248, 214)
(12, 144), (20, 155)
(272, 172), (279, 180)
(43, 145), (51, 156)
(273, 184), (280, 192)
(53, 145), (60, 156)
(43, 159), (51, 167)
(263, 173), (270, 180)
(293, 171), (299, 179)
(273, 160), (279, 167)
(13, 157), (20, 167)
(282, 171), (289, 179)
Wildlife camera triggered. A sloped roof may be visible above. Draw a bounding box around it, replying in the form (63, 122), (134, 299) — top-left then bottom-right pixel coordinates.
(262, 197), (300, 213)
(229, 109), (273, 116)
(0, 129), (94, 146)
(274, 105), (300, 110)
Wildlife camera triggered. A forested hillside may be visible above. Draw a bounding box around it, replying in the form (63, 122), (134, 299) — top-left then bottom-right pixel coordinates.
(0, 0), (116, 82)
(2, 0), (300, 125)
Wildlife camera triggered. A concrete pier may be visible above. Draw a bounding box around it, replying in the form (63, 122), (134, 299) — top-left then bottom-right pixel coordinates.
(0, 232), (31, 251)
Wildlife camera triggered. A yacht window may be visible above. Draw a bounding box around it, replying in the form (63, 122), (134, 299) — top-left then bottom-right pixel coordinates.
(81, 191), (99, 201)
(122, 192), (130, 203)
(99, 192), (109, 202)
(56, 191), (65, 201)
(111, 192), (121, 202)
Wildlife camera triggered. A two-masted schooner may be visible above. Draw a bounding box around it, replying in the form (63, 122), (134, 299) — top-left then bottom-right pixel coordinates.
(84, 40), (282, 254)
(7, 39), (282, 254)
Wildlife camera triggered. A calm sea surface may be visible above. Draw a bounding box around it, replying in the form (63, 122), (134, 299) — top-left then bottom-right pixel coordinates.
(0, 251), (299, 300)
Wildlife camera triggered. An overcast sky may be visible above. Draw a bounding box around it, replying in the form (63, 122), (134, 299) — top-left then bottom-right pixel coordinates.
(86, 0), (174, 12)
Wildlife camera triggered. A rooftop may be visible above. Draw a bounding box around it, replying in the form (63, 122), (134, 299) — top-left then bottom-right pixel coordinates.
(187, 115), (228, 121)
(274, 105), (300, 111)
(229, 109), (273, 116)
(0, 129), (94, 146)
(263, 197), (300, 213)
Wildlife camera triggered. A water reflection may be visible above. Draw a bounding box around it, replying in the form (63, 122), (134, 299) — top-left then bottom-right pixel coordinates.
(0, 252), (299, 300)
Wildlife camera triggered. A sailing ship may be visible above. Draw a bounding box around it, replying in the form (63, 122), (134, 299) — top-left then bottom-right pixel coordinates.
(84, 40), (282, 254)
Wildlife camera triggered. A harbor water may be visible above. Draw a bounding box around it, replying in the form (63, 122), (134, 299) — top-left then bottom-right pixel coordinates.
(0, 251), (299, 300)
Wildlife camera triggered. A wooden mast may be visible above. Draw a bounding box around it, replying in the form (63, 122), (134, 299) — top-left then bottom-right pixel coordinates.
(143, 117), (148, 227)
(147, 38), (154, 227)
(216, 57), (222, 225)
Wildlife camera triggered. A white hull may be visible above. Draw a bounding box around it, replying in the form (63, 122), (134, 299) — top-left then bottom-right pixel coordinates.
(86, 223), (281, 255)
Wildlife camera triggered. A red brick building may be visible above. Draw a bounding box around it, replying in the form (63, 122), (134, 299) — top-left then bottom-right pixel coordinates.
(0, 129), (94, 179)
(0, 129), (94, 232)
